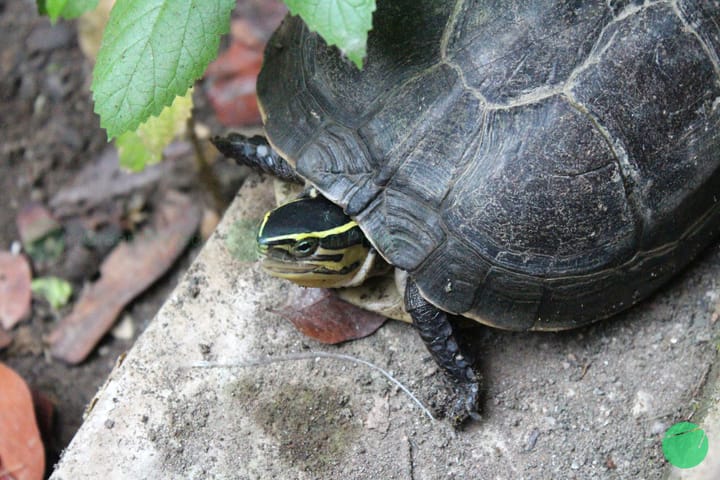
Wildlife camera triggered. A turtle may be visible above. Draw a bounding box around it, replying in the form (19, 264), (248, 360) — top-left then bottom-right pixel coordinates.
(213, 0), (720, 425)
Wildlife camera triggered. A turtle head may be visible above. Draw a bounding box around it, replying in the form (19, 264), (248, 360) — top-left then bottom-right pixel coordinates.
(257, 195), (376, 288)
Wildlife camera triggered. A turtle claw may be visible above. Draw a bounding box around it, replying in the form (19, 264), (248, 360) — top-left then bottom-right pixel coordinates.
(405, 279), (484, 426)
(448, 380), (482, 427)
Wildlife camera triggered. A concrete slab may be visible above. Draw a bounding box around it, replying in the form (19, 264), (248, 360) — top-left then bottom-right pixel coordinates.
(51, 176), (720, 479)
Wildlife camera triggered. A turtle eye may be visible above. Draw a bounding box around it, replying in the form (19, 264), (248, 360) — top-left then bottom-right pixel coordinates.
(292, 238), (319, 257)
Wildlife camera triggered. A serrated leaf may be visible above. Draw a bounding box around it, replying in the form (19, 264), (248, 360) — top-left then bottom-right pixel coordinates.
(31, 277), (73, 310)
(40, 0), (99, 21)
(92, 0), (235, 139)
(284, 0), (376, 68)
(116, 89), (193, 171)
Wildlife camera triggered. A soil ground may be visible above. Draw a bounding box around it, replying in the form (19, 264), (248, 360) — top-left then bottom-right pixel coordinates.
(0, 0), (229, 467)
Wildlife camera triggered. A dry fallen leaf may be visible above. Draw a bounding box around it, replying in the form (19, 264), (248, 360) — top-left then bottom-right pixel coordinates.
(0, 252), (32, 330)
(29, 390), (54, 452)
(0, 328), (11, 351)
(50, 147), (195, 219)
(15, 203), (61, 247)
(276, 285), (387, 344)
(0, 363), (45, 480)
(47, 190), (201, 364)
(77, 0), (114, 61)
(232, 0), (287, 45)
(205, 0), (286, 127)
(205, 42), (263, 126)
(200, 208), (220, 241)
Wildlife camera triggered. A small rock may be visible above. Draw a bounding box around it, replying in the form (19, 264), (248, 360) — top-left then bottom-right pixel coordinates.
(543, 416), (557, 429)
(11, 326), (43, 356)
(59, 126), (83, 150)
(650, 421), (666, 435)
(45, 74), (67, 100)
(104, 418), (115, 429)
(26, 24), (73, 52)
(199, 343), (212, 356)
(695, 332), (711, 344)
(111, 315), (135, 341)
(33, 95), (47, 115)
(18, 75), (38, 100)
(61, 244), (102, 282)
(524, 428), (540, 451)
(365, 396), (390, 432)
(631, 390), (653, 417)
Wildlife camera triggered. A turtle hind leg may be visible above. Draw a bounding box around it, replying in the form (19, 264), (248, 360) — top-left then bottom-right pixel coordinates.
(211, 133), (305, 184)
(405, 279), (482, 426)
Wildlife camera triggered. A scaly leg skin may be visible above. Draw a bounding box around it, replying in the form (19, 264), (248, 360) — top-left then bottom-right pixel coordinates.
(405, 279), (481, 426)
(212, 133), (305, 184)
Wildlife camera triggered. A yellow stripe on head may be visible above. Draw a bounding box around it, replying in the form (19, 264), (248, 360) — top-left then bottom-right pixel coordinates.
(256, 194), (372, 288)
(261, 219), (359, 244)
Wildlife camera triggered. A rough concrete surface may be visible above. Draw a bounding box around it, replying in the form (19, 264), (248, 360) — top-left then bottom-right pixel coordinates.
(51, 176), (720, 479)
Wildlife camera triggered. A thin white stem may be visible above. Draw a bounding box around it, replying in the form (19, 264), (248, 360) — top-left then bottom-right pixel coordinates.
(191, 351), (436, 421)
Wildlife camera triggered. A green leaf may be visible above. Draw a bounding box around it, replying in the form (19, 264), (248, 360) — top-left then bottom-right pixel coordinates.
(92, 0), (235, 139)
(31, 277), (73, 310)
(284, 0), (376, 68)
(40, 0), (99, 21)
(25, 233), (65, 264)
(116, 89), (194, 171)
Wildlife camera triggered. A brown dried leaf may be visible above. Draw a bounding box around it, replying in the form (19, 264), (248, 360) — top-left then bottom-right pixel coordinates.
(77, 0), (114, 61)
(49, 147), (196, 219)
(200, 208), (220, 241)
(205, 42), (263, 127)
(0, 329), (11, 351)
(0, 363), (45, 480)
(231, 0), (287, 45)
(0, 252), (32, 330)
(15, 203), (61, 246)
(47, 191), (201, 364)
(276, 285), (387, 344)
(204, 0), (286, 127)
(29, 390), (54, 452)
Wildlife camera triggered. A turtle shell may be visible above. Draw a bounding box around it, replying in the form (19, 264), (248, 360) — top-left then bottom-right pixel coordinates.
(257, 0), (720, 331)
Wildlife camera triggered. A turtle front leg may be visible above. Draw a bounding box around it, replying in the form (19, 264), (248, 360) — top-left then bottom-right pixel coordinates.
(212, 133), (305, 184)
(405, 280), (481, 426)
